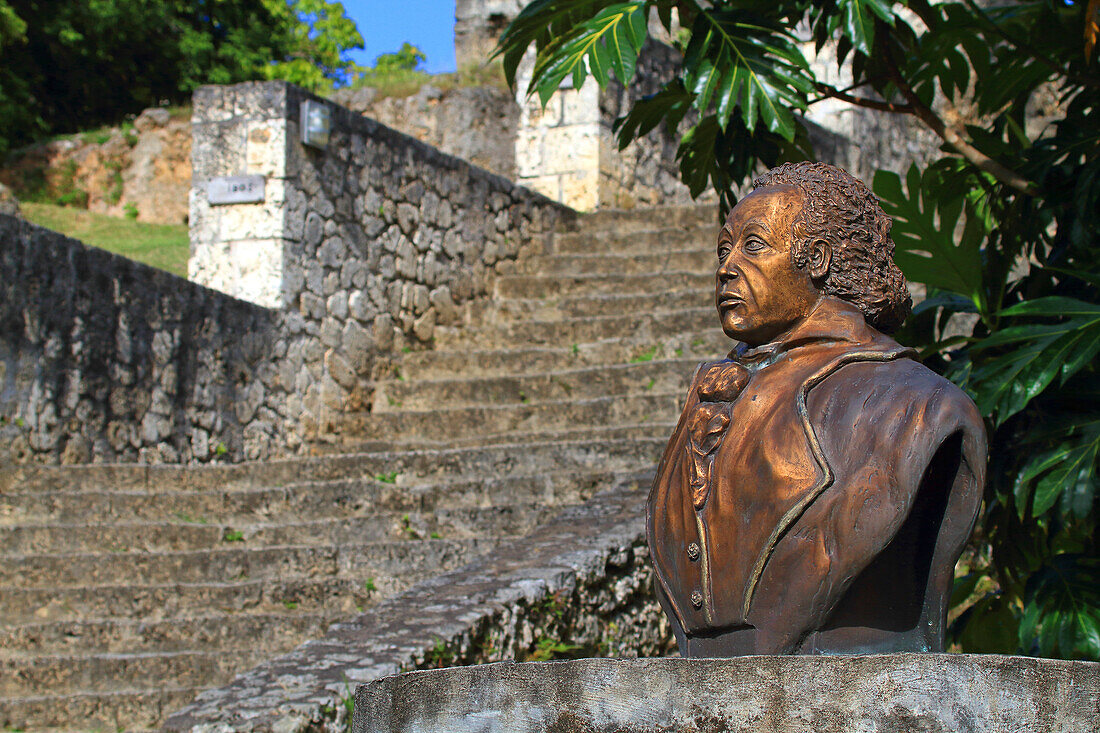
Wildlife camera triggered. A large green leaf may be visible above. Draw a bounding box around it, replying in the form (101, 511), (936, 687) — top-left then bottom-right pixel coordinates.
(873, 165), (988, 314)
(1020, 555), (1100, 659)
(511, 1), (649, 104)
(1015, 430), (1100, 519)
(681, 9), (813, 139)
(836, 0), (895, 56)
(968, 317), (1100, 425)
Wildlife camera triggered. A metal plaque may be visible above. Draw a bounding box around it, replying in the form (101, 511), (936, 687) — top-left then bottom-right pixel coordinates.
(207, 175), (266, 205)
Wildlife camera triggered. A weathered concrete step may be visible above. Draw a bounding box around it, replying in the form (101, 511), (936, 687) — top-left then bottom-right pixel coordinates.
(0, 648), (269, 697)
(326, 423), (674, 456)
(482, 288), (712, 321)
(435, 308), (717, 349)
(520, 248), (715, 276)
(0, 537), (501, 587)
(373, 358), (698, 412)
(0, 610), (338, 656)
(553, 222), (717, 255)
(571, 205), (718, 234)
(0, 685), (200, 731)
(389, 332), (730, 380)
(495, 270), (712, 298)
(0, 504), (554, 555)
(5, 576), (376, 625)
(160, 474), (657, 733)
(345, 392), (683, 444)
(1, 435), (688, 495)
(0, 467), (620, 527)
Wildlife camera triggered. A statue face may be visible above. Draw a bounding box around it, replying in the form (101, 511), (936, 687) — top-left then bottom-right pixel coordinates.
(715, 185), (822, 347)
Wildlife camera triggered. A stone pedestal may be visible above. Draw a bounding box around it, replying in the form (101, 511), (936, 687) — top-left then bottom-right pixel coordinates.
(354, 654), (1099, 733)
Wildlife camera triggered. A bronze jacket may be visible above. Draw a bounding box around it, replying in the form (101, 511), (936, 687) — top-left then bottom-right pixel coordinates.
(647, 297), (986, 655)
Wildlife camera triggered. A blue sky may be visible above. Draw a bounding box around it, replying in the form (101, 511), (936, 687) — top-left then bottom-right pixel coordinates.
(341, 0), (459, 74)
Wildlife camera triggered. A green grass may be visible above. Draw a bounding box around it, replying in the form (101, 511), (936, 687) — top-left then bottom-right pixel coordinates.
(21, 202), (189, 277)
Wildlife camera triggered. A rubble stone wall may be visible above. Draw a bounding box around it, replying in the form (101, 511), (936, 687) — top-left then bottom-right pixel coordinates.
(190, 81), (572, 442)
(2, 82), (572, 465)
(331, 84), (520, 180)
(0, 214), (285, 465)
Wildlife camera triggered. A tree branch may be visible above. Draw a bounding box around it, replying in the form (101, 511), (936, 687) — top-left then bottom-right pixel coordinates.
(812, 82), (914, 114)
(880, 44), (1039, 196)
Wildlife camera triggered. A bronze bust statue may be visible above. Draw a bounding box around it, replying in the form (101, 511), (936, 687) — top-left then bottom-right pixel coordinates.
(647, 162), (987, 657)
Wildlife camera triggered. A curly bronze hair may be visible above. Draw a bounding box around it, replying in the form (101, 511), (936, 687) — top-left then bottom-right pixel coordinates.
(752, 161), (911, 333)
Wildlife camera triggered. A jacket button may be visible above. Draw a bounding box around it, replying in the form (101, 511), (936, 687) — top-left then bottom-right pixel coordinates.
(690, 590), (704, 608)
(687, 542), (701, 560)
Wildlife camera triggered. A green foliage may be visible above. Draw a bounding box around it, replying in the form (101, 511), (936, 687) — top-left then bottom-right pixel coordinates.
(342, 43), (435, 99)
(0, 0), (363, 156)
(501, 0), (1100, 661)
(426, 636), (454, 667)
(527, 636), (581, 661)
(223, 529), (245, 542)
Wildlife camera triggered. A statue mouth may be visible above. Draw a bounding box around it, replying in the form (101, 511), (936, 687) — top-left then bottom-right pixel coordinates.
(717, 294), (744, 310)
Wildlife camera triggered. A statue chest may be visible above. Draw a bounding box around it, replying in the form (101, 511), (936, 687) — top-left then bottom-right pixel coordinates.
(650, 353), (828, 631)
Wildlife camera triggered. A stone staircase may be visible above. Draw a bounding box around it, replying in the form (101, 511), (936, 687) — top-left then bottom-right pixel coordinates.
(0, 204), (722, 731)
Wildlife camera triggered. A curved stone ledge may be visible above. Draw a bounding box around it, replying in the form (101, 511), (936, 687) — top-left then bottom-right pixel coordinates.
(355, 654), (1099, 733)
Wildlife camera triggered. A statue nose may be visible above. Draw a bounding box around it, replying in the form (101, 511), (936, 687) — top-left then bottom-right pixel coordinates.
(717, 255), (738, 281)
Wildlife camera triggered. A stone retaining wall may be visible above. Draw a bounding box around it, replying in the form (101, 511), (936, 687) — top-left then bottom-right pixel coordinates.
(190, 81), (572, 442)
(2, 82), (573, 464)
(331, 84), (519, 180)
(0, 214), (283, 465)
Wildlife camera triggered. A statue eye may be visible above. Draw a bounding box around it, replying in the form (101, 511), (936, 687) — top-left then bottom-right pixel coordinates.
(744, 237), (768, 253)
(717, 244), (731, 260)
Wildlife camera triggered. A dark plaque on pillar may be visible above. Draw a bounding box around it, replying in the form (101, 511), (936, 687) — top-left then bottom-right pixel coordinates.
(648, 162), (987, 657)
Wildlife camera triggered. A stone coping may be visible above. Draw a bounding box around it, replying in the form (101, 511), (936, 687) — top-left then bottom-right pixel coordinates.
(355, 654), (1100, 733)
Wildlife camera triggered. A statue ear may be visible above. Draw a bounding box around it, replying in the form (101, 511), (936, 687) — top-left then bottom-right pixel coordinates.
(809, 238), (831, 281)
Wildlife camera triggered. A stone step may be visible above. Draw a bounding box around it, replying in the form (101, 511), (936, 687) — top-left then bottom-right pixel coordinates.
(344, 392), (684, 444)
(0, 685), (201, 731)
(481, 288), (713, 322)
(0, 468), (622, 527)
(434, 308), (718, 349)
(0, 648), (270, 698)
(388, 332), (729, 381)
(494, 270), (713, 299)
(553, 223), (717, 255)
(570, 205), (718, 234)
(322, 423), (674, 456)
(0, 610), (339, 656)
(373, 358), (698, 412)
(4, 577), (375, 626)
(0, 504), (556, 555)
(2, 436), (681, 495)
(520, 248), (715, 276)
(0, 537), (501, 588)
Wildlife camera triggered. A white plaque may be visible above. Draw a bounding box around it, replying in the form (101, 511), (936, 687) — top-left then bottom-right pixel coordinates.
(207, 175), (265, 205)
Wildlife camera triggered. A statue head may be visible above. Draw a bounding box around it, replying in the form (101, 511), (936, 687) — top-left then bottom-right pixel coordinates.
(716, 162), (911, 346)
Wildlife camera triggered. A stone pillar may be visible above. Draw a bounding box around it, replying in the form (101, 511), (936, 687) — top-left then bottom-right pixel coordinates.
(189, 83), (293, 308)
(454, 0), (526, 70)
(514, 71), (602, 211)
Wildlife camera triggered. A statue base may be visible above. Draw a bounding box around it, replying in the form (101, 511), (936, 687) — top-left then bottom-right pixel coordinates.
(354, 654), (1098, 732)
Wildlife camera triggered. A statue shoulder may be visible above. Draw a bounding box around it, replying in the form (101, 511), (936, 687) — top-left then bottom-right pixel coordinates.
(813, 355), (984, 434)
